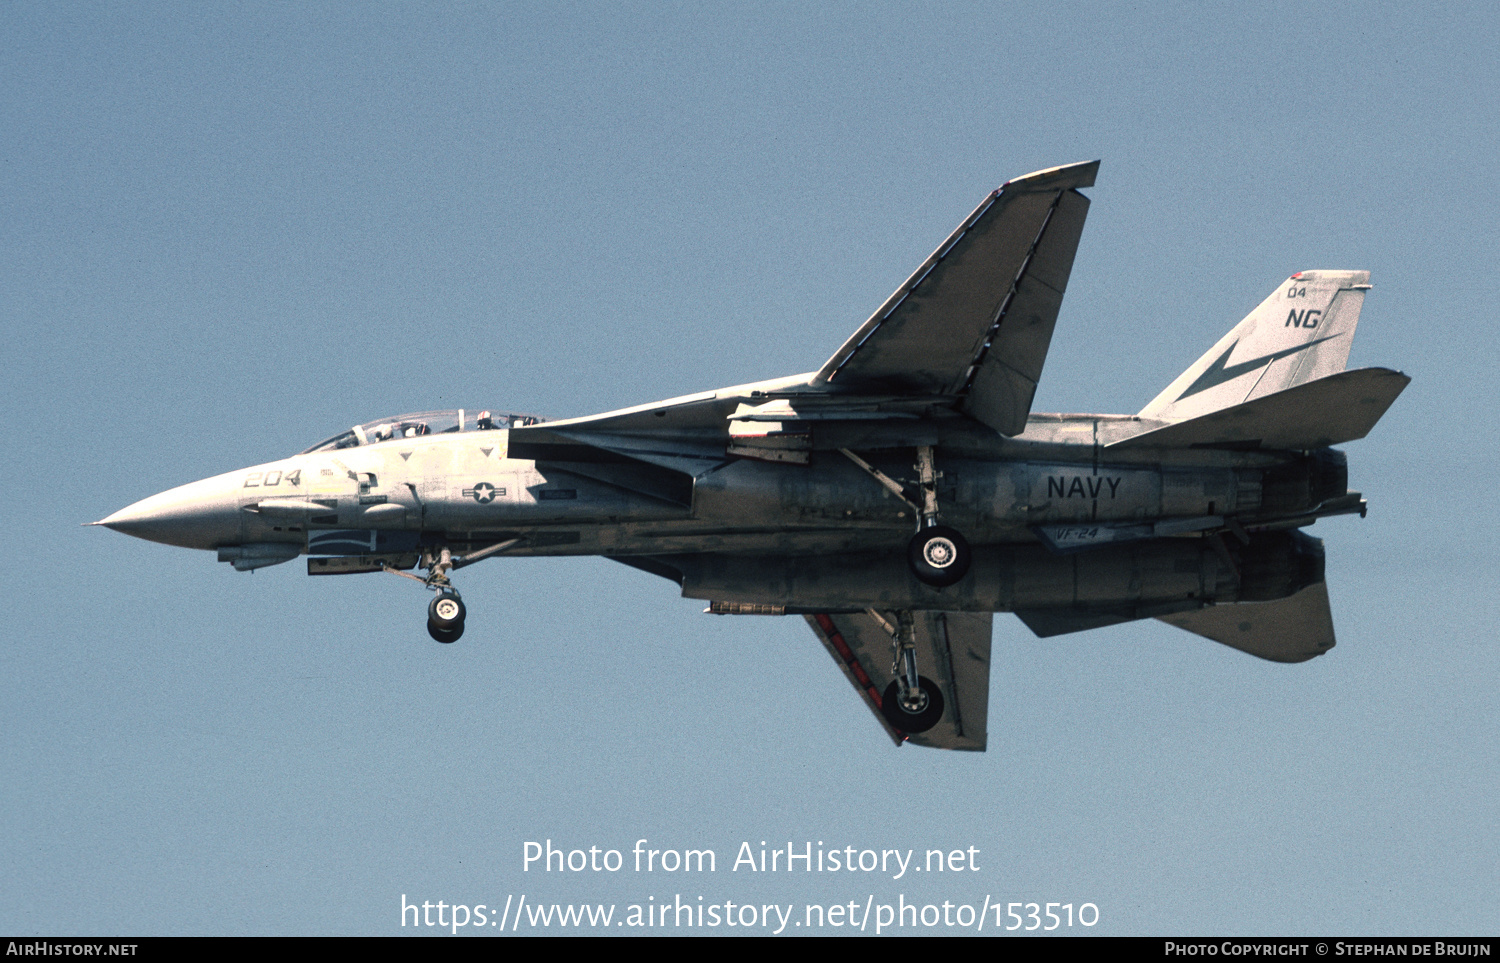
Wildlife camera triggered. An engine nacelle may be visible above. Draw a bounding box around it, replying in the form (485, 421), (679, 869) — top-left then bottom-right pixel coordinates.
(1259, 449), (1348, 516)
(658, 530), (1321, 614)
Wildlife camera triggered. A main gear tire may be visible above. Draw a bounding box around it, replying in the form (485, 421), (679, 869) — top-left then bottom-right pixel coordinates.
(880, 676), (945, 733)
(907, 525), (971, 586)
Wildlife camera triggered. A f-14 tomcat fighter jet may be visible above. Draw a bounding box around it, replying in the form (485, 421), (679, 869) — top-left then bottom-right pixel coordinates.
(96, 161), (1408, 750)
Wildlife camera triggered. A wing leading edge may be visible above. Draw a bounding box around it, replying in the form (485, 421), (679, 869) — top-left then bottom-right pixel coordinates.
(816, 161), (1098, 436)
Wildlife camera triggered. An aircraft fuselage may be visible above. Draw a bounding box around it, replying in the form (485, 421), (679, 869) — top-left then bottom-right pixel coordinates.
(93, 161), (1405, 748)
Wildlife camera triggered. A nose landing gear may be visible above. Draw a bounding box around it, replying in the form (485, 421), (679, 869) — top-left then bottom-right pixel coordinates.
(383, 537), (519, 642)
(427, 591), (466, 643)
(381, 541), (519, 643)
(413, 547), (468, 643)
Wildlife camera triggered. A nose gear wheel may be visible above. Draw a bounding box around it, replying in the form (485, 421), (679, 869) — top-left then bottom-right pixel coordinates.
(427, 620), (464, 643)
(380, 538), (524, 643)
(428, 591), (466, 630)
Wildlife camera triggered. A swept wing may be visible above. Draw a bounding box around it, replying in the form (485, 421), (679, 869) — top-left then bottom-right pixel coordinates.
(817, 161), (1098, 436)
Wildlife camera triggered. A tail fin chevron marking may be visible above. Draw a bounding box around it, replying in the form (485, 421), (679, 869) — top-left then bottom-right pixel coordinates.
(1140, 270), (1371, 422)
(1176, 333), (1341, 401)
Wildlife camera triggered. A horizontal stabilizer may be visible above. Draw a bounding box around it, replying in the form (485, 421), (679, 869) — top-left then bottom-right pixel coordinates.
(1157, 581), (1335, 663)
(1110, 367), (1409, 451)
(1014, 608), (1135, 637)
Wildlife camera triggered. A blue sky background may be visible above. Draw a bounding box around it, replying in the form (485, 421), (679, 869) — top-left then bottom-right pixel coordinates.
(3, 2), (1496, 936)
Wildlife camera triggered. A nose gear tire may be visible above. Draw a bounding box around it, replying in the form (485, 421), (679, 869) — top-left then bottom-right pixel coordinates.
(427, 620), (463, 643)
(428, 592), (466, 630)
(907, 525), (971, 586)
(880, 676), (945, 733)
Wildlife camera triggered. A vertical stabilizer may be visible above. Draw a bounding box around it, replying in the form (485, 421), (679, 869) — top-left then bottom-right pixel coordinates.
(1140, 271), (1371, 421)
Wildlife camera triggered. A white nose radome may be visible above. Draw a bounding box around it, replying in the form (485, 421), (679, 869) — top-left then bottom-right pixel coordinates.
(94, 471), (245, 550)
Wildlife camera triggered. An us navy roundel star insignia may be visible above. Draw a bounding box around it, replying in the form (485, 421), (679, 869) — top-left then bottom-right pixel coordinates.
(464, 482), (497, 504)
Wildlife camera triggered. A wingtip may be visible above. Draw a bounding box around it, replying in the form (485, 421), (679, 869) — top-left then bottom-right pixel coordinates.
(1001, 159), (1099, 192)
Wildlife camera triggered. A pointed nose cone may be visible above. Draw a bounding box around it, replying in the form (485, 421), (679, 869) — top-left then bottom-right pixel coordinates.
(96, 472), (244, 550)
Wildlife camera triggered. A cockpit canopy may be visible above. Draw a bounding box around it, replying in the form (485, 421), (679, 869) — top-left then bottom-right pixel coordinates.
(299, 409), (544, 455)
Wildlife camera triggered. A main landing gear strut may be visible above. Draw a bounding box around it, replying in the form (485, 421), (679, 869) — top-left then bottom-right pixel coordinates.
(841, 445), (972, 587)
(907, 444), (971, 587)
(870, 609), (945, 734)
